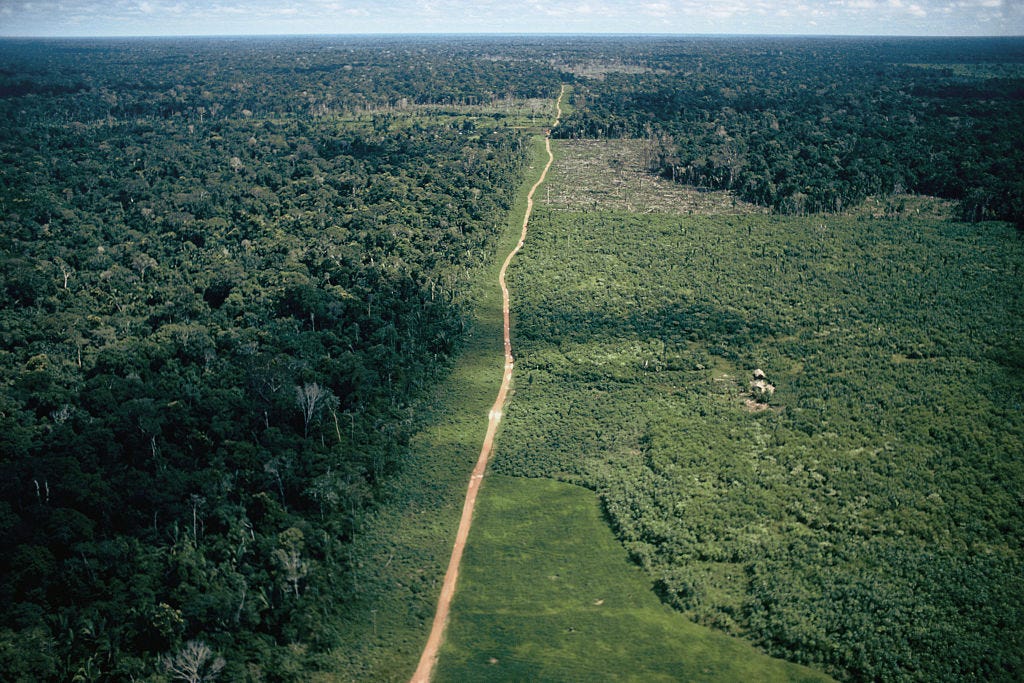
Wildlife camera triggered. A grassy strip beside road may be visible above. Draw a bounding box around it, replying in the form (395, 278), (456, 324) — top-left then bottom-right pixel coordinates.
(436, 475), (831, 682)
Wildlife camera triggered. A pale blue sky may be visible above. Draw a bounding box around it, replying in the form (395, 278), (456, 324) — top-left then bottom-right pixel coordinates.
(0, 0), (1020, 37)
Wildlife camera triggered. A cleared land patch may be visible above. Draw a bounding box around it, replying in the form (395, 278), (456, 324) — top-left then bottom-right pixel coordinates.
(542, 138), (765, 215)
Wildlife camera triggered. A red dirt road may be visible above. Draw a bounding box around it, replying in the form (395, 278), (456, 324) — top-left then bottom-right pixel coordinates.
(410, 87), (565, 683)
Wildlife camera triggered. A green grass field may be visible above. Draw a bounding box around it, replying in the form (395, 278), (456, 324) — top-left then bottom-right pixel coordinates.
(436, 475), (831, 682)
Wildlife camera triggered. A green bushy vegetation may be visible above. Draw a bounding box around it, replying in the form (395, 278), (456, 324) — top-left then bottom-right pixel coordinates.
(492, 190), (1024, 679)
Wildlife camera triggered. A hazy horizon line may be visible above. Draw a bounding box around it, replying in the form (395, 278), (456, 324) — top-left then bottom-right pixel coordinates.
(2, 31), (1022, 40)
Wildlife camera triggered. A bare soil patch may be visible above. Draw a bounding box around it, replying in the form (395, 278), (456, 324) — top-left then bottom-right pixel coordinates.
(543, 138), (766, 216)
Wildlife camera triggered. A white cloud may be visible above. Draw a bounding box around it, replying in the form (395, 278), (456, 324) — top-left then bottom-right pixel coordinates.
(844, 0), (879, 9)
(209, 4), (247, 15)
(642, 2), (672, 17)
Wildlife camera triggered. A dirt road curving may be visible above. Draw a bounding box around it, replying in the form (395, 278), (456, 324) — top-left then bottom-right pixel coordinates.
(410, 86), (565, 683)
